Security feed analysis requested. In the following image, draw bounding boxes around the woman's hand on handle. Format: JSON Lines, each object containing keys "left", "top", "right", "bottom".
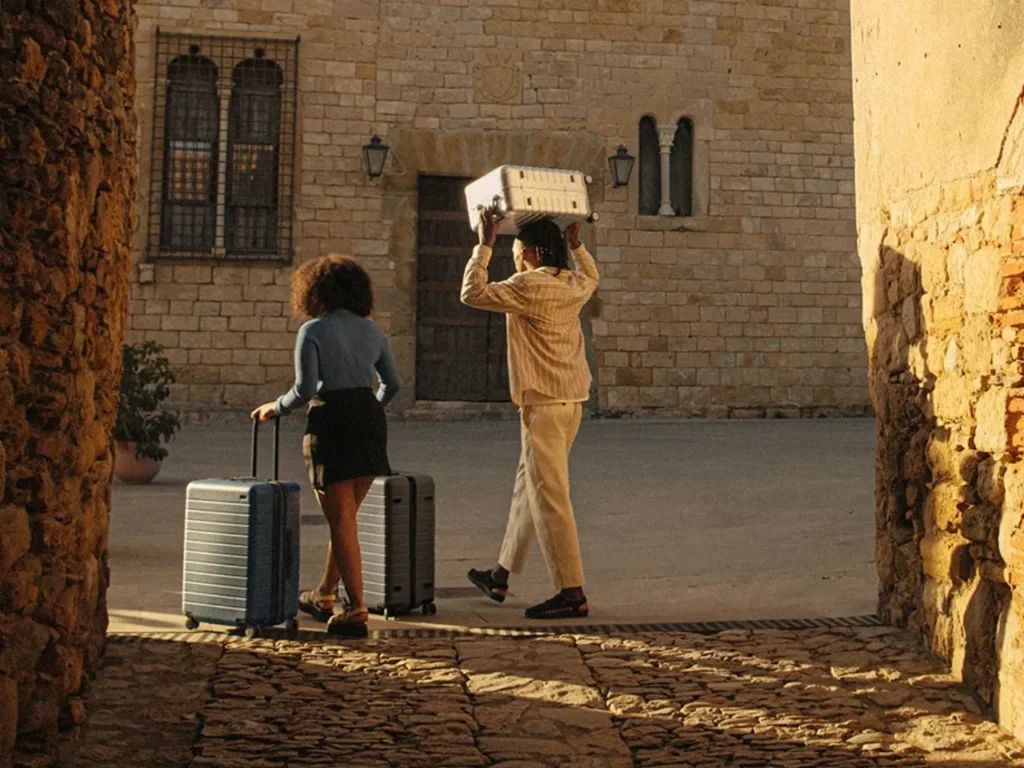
{"left": 251, "top": 402, "right": 278, "bottom": 422}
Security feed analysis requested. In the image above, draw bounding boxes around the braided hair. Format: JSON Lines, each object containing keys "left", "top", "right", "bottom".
{"left": 517, "top": 219, "right": 571, "bottom": 274}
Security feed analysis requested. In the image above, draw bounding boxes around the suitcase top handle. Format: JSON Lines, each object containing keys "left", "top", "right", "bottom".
{"left": 250, "top": 416, "right": 281, "bottom": 481}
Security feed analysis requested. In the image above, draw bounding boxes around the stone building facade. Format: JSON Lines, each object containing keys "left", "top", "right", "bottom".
{"left": 127, "top": 0, "right": 867, "bottom": 419}
{"left": 852, "top": 0, "right": 1024, "bottom": 741}
{"left": 1, "top": 2, "right": 137, "bottom": 764}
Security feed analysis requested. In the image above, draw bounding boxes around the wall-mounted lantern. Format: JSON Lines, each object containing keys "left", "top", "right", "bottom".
{"left": 363, "top": 135, "right": 389, "bottom": 179}
{"left": 608, "top": 145, "right": 635, "bottom": 188}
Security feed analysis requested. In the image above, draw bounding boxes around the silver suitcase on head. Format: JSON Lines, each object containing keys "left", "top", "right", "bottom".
{"left": 465, "top": 165, "right": 597, "bottom": 236}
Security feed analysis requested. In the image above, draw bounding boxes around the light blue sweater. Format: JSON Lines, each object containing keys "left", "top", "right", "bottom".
{"left": 274, "top": 309, "right": 401, "bottom": 416}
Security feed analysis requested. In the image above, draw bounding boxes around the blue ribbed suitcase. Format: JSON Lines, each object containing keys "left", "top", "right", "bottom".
{"left": 182, "top": 418, "right": 300, "bottom": 637}
{"left": 359, "top": 473, "right": 436, "bottom": 619}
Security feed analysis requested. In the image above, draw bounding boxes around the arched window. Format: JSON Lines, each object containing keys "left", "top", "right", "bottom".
{"left": 226, "top": 52, "right": 283, "bottom": 254}
{"left": 160, "top": 48, "right": 219, "bottom": 252}
{"left": 670, "top": 118, "right": 694, "bottom": 217}
{"left": 638, "top": 116, "right": 661, "bottom": 216}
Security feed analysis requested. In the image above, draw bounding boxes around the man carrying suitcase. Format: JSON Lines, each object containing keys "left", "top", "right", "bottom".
{"left": 460, "top": 210, "right": 598, "bottom": 619}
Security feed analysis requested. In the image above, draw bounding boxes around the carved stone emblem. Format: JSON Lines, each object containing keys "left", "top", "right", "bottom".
{"left": 474, "top": 49, "right": 523, "bottom": 105}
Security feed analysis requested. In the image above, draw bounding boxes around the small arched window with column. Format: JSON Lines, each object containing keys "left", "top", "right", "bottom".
{"left": 637, "top": 115, "right": 695, "bottom": 217}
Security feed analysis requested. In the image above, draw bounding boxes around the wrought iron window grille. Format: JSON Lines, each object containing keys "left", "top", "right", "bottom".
{"left": 147, "top": 30, "right": 299, "bottom": 262}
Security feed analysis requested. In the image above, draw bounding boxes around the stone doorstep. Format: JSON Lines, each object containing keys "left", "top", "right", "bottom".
{"left": 170, "top": 402, "right": 875, "bottom": 426}
{"left": 170, "top": 402, "right": 523, "bottom": 425}
{"left": 398, "top": 401, "right": 521, "bottom": 422}
{"left": 593, "top": 403, "right": 875, "bottom": 420}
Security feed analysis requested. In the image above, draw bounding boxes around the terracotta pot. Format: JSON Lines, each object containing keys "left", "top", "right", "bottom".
{"left": 114, "top": 441, "right": 163, "bottom": 484}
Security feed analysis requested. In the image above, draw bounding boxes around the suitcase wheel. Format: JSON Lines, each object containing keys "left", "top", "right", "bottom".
{"left": 244, "top": 624, "right": 261, "bottom": 639}
{"left": 285, "top": 618, "right": 299, "bottom": 638}
{"left": 422, "top": 602, "right": 437, "bottom": 617}
{"left": 185, "top": 615, "right": 199, "bottom": 631}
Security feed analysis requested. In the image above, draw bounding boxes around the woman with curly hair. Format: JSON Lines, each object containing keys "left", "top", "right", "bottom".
{"left": 252, "top": 255, "right": 400, "bottom": 637}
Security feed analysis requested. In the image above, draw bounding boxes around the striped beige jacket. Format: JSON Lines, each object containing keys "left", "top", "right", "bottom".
{"left": 460, "top": 244, "right": 599, "bottom": 406}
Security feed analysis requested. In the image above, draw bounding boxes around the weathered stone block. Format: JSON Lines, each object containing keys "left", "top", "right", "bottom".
{"left": 923, "top": 483, "right": 965, "bottom": 535}
{"left": 0, "top": 616, "right": 53, "bottom": 679}
{"left": 975, "top": 387, "right": 1009, "bottom": 454}
{"left": 931, "top": 376, "right": 973, "bottom": 423}
{"left": 965, "top": 246, "right": 1004, "bottom": 315}
{"left": 0, "top": 506, "right": 31, "bottom": 570}
{"left": 0, "top": 676, "right": 15, "bottom": 757}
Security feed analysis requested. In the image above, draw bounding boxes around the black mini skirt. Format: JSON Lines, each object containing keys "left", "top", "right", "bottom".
{"left": 302, "top": 388, "right": 391, "bottom": 491}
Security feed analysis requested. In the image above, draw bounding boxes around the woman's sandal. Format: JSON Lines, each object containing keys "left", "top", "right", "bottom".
{"left": 298, "top": 590, "right": 335, "bottom": 623}
{"left": 326, "top": 601, "right": 369, "bottom": 638}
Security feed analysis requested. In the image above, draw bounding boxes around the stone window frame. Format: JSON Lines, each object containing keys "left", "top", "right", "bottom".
{"left": 633, "top": 107, "right": 711, "bottom": 228}
{"left": 145, "top": 30, "right": 300, "bottom": 264}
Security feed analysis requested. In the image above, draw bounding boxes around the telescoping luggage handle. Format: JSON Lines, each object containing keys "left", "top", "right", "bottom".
{"left": 250, "top": 416, "right": 281, "bottom": 481}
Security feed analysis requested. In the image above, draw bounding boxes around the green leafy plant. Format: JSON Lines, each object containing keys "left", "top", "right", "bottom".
{"left": 115, "top": 342, "right": 180, "bottom": 461}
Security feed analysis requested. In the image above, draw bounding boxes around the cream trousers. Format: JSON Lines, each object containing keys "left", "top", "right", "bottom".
{"left": 498, "top": 402, "right": 585, "bottom": 590}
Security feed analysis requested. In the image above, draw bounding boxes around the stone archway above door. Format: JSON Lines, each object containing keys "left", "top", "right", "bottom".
{"left": 384, "top": 129, "right": 609, "bottom": 198}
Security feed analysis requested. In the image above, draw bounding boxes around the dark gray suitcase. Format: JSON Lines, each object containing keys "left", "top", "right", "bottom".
{"left": 359, "top": 473, "right": 436, "bottom": 618}
{"left": 182, "top": 417, "right": 300, "bottom": 637}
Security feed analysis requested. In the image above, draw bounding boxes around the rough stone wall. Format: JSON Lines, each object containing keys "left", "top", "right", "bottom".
{"left": 866, "top": 173, "right": 1024, "bottom": 738}
{"left": 853, "top": 0, "right": 1024, "bottom": 740}
{"left": 128, "top": 0, "right": 867, "bottom": 419}
{"left": 0, "top": 1, "right": 136, "bottom": 764}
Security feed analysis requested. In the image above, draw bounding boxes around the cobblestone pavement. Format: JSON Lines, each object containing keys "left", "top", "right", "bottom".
{"left": 65, "top": 627, "right": 1024, "bottom": 768}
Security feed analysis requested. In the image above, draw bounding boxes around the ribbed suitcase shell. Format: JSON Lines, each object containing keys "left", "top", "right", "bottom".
{"left": 359, "top": 473, "right": 435, "bottom": 616}
{"left": 182, "top": 419, "right": 300, "bottom": 633}
{"left": 465, "top": 165, "right": 594, "bottom": 236}
{"left": 183, "top": 478, "right": 300, "bottom": 629}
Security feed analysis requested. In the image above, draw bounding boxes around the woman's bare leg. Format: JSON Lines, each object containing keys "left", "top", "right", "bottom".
{"left": 315, "top": 477, "right": 375, "bottom": 608}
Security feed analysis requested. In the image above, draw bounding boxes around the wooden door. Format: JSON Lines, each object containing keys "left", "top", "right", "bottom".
{"left": 416, "top": 176, "right": 514, "bottom": 402}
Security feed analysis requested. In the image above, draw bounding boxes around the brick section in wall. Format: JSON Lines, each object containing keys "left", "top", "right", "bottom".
{"left": 126, "top": 265, "right": 301, "bottom": 406}
{"left": 1000, "top": 246, "right": 1024, "bottom": 453}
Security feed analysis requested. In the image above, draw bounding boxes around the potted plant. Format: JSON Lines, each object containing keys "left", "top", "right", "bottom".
{"left": 113, "top": 341, "right": 181, "bottom": 484}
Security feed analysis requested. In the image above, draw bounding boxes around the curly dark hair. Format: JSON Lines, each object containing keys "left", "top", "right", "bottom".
{"left": 290, "top": 254, "right": 374, "bottom": 318}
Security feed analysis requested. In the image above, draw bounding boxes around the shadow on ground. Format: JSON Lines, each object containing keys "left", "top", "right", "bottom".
{"left": 62, "top": 626, "right": 1024, "bottom": 768}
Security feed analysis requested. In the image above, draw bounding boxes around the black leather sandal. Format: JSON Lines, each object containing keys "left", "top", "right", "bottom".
{"left": 467, "top": 568, "right": 509, "bottom": 603}
{"left": 525, "top": 592, "right": 589, "bottom": 620}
